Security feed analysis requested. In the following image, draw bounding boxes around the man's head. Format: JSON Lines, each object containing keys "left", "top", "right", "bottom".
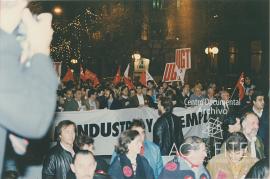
{"left": 179, "top": 136, "right": 207, "bottom": 166}
{"left": 104, "top": 88, "right": 114, "bottom": 99}
{"left": 225, "top": 132, "right": 248, "bottom": 163}
{"left": 70, "top": 150, "right": 97, "bottom": 179}
{"left": 162, "top": 82, "right": 168, "bottom": 89}
{"left": 220, "top": 90, "right": 230, "bottom": 101}
{"left": 65, "top": 89, "right": 73, "bottom": 99}
{"left": 129, "top": 119, "right": 146, "bottom": 142}
{"left": 121, "top": 86, "right": 129, "bottom": 97}
{"left": 207, "top": 87, "right": 215, "bottom": 98}
{"left": 115, "top": 130, "right": 142, "bottom": 155}
{"left": 158, "top": 96, "right": 173, "bottom": 115}
{"left": 88, "top": 89, "right": 97, "bottom": 100}
{"left": 142, "top": 86, "right": 148, "bottom": 96}
{"left": 182, "top": 84, "right": 190, "bottom": 95}
{"left": 147, "top": 80, "right": 154, "bottom": 89}
{"left": 252, "top": 91, "right": 265, "bottom": 111}
{"left": 56, "top": 120, "right": 76, "bottom": 146}
{"left": 193, "top": 86, "right": 202, "bottom": 97}
{"left": 76, "top": 135, "right": 94, "bottom": 152}
{"left": 241, "top": 112, "right": 259, "bottom": 139}
{"left": 75, "top": 90, "right": 82, "bottom": 101}
{"left": 136, "top": 84, "right": 143, "bottom": 95}
{"left": 130, "top": 89, "right": 136, "bottom": 97}
{"left": 245, "top": 76, "right": 251, "bottom": 85}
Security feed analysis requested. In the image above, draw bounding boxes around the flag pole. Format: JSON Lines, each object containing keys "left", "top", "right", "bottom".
{"left": 230, "top": 86, "right": 237, "bottom": 100}
{"left": 230, "top": 72, "right": 242, "bottom": 100}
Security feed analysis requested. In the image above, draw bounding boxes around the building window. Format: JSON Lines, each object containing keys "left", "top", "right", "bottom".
{"left": 153, "top": 0, "right": 164, "bottom": 9}
{"left": 250, "top": 40, "right": 262, "bottom": 73}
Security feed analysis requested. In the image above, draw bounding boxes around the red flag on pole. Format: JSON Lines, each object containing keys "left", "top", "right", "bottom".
{"left": 236, "top": 72, "right": 245, "bottom": 100}
{"left": 63, "top": 68, "right": 74, "bottom": 82}
{"left": 139, "top": 70, "right": 155, "bottom": 87}
{"left": 123, "top": 64, "right": 134, "bottom": 89}
{"left": 84, "top": 69, "right": 100, "bottom": 87}
{"left": 80, "top": 65, "right": 86, "bottom": 81}
{"left": 112, "top": 66, "right": 121, "bottom": 85}
{"left": 139, "top": 71, "right": 147, "bottom": 86}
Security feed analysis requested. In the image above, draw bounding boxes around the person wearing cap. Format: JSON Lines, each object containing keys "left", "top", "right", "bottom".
{"left": 159, "top": 136, "right": 210, "bottom": 179}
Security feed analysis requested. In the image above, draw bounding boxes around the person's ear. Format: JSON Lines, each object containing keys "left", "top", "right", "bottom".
{"left": 70, "top": 164, "right": 75, "bottom": 173}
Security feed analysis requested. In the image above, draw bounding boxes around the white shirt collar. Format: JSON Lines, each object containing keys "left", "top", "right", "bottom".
{"left": 252, "top": 106, "right": 263, "bottom": 118}
{"left": 60, "top": 142, "right": 75, "bottom": 157}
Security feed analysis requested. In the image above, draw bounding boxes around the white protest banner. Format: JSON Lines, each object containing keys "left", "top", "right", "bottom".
{"left": 53, "top": 105, "right": 210, "bottom": 155}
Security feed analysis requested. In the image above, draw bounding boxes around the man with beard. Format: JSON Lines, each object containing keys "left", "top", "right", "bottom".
{"left": 241, "top": 112, "right": 265, "bottom": 159}
{"left": 153, "top": 97, "right": 184, "bottom": 155}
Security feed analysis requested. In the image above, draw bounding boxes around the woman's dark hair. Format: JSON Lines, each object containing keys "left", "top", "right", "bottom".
{"left": 159, "top": 96, "right": 173, "bottom": 114}
{"left": 180, "top": 136, "right": 204, "bottom": 155}
{"left": 223, "top": 115, "right": 238, "bottom": 131}
{"left": 55, "top": 120, "right": 76, "bottom": 142}
{"left": 225, "top": 132, "right": 248, "bottom": 152}
{"left": 88, "top": 89, "right": 96, "bottom": 97}
{"left": 251, "top": 90, "right": 264, "bottom": 103}
{"left": 245, "top": 158, "right": 269, "bottom": 179}
{"left": 129, "top": 119, "right": 146, "bottom": 130}
{"left": 115, "top": 130, "right": 140, "bottom": 154}
{"left": 76, "top": 135, "right": 94, "bottom": 149}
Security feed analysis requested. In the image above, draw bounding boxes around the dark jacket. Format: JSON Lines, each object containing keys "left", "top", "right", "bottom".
{"left": 119, "top": 96, "right": 131, "bottom": 108}
{"left": 42, "top": 144, "right": 73, "bottom": 179}
{"left": 109, "top": 154, "right": 154, "bottom": 179}
{"left": 130, "top": 95, "right": 153, "bottom": 108}
{"left": 153, "top": 113, "right": 184, "bottom": 155}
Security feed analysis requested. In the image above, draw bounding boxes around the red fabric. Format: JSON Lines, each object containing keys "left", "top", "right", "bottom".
{"left": 63, "top": 68, "right": 74, "bottom": 82}
{"left": 84, "top": 69, "right": 100, "bottom": 87}
{"left": 112, "top": 66, "right": 121, "bottom": 85}
{"left": 139, "top": 71, "right": 147, "bottom": 86}
{"left": 124, "top": 77, "right": 135, "bottom": 90}
{"left": 80, "top": 65, "right": 86, "bottom": 81}
{"left": 217, "top": 170, "right": 227, "bottom": 179}
{"left": 236, "top": 72, "right": 245, "bottom": 101}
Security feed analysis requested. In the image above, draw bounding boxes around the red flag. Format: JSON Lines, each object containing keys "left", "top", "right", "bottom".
{"left": 139, "top": 71, "right": 147, "bottom": 86}
{"left": 80, "top": 65, "right": 86, "bottom": 81}
{"left": 124, "top": 77, "right": 135, "bottom": 90}
{"left": 123, "top": 64, "right": 134, "bottom": 89}
{"left": 140, "top": 70, "right": 155, "bottom": 87}
{"left": 112, "top": 66, "right": 121, "bottom": 85}
{"left": 84, "top": 69, "right": 100, "bottom": 87}
{"left": 62, "top": 68, "right": 74, "bottom": 82}
{"left": 236, "top": 72, "right": 245, "bottom": 100}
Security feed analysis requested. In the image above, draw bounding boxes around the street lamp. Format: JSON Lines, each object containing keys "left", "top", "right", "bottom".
{"left": 70, "top": 59, "right": 78, "bottom": 64}
{"left": 53, "top": 6, "right": 63, "bottom": 16}
{"left": 205, "top": 46, "right": 219, "bottom": 57}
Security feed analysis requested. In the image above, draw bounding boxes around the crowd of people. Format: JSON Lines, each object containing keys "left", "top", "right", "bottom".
{"left": 1, "top": 0, "right": 269, "bottom": 178}
{"left": 40, "top": 75, "right": 269, "bottom": 179}
{"left": 4, "top": 72, "right": 268, "bottom": 179}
